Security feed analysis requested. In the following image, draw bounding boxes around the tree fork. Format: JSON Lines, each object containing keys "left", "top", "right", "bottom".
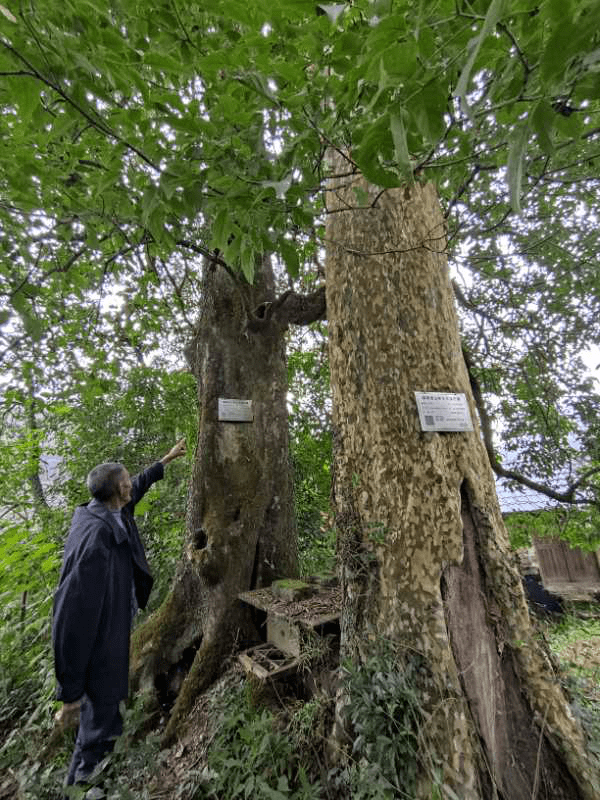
{"left": 325, "top": 156, "right": 598, "bottom": 798}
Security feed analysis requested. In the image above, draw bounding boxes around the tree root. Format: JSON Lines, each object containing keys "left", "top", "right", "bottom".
{"left": 162, "top": 632, "right": 232, "bottom": 746}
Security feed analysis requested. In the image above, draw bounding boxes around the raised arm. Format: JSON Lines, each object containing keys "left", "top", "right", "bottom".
{"left": 129, "top": 439, "right": 187, "bottom": 506}
{"left": 160, "top": 438, "right": 186, "bottom": 465}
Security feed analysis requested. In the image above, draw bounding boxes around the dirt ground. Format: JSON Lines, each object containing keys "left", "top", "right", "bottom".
{"left": 147, "top": 666, "right": 248, "bottom": 800}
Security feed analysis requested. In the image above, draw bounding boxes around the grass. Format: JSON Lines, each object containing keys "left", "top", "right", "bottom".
{"left": 543, "top": 606, "right": 600, "bottom": 763}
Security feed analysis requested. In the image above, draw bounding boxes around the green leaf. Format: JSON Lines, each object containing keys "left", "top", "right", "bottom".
{"left": 531, "top": 100, "right": 555, "bottom": 155}
{"left": 279, "top": 238, "right": 300, "bottom": 278}
{"left": 506, "top": 123, "right": 528, "bottom": 214}
{"left": 16, "top": 79, "right": 40, "bottom": 122}
{"left": 353, "top": 117, "right": 402, "bottom": 189}
{"left": 540, "top": 20, "right": 579, "bottom": 87}
{"left": 412, "top": 82, "right": 448, "bottom": 144}
{"left": 240, "top": 238, "right": 256, "bottom": 283}
{"left": 210, "top": 209, "right": 230, "bottom": 252}
{"left": 454, "top": 0, "right": 506, "bottom": 114}
{"left": 390, "top": 111, "right": 412, "bottom": 180}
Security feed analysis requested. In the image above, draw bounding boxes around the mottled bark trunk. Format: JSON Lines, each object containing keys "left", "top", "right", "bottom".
{"left": 131, "top": 257, "right": 296, "bottom": 741}
{"left": 325, "top": 162, "right": 597, "bottom": 799}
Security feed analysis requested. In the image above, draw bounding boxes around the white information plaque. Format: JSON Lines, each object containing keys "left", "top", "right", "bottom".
{"left": 414, "top": 391, "right": 473, "bottom": 432}
{"left": 218, "top": 398, "right": 254, "bottom": 423}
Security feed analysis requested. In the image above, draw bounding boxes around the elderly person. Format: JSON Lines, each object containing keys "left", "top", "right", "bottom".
{"left": 52, "top": 439, "right": 186, "bottom": 794}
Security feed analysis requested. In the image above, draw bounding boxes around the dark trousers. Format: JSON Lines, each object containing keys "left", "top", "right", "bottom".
{"left": 65, "top": 696, "right": 123, "bottom": 789}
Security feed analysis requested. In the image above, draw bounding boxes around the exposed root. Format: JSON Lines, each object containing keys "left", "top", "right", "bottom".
{"left": 130, "top": 565, "right": 205, "bottom": 699}
{"left": 162, "top": 633, "right": 232, "bottom": 746}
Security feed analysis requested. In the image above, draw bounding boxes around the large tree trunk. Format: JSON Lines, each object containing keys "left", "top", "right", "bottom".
{"left": 131, "top": 257, "right": 297, "bottom": 741}
{"left": 325, "top": 162, "right": 597, "bottom": 799}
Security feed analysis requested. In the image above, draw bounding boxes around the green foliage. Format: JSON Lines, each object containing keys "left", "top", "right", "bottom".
{"left": 546, "top": 613, "right": 600, "bottom": 763}
{"left": 287, "top": 332, "right": 334, "bottom": 576}
{"left": 505, "top": 507, "right": 600, "bottom": 551}
{"left": 190, "top": 683, "right": 323, "bottom": 799}
{"left": 335, "top": 647, "right": 429, "bottom": 800}
{"left": 548, "top": 613, "right": 600, "bottom": 654}
{"left": 1, "top": 0, "right": 600, "bottom": 511}
{"left": 0, "top": 364, "right": 195, "bottom": 771}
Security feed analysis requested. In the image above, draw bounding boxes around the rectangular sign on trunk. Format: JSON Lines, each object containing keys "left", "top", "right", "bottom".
{"left": 218, "top": 398, "right": 254, "bottom": 422}
{"left": 414, "top": 391, "right": 473, "bottom": 432}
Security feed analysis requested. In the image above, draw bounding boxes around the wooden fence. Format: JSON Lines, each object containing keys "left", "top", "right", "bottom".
{"left": 534, "top": 537, "right": 600, "bottom": 588}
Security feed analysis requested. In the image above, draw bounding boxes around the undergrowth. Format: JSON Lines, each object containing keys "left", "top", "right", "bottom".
{"left": 330, "top": 647, "right": 431, "bottom": 800}
{"left": 182, "top": 682, "right": 324, "bottom": 800}
{"left": 546, "top": 609, "right": 600, "bottom": 762}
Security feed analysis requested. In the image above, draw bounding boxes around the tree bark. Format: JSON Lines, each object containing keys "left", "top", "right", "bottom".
{"left": 131, "top": 257, "right": 297, "bottom": 742}
{"left": 325, "top": 160, "right": 598, "bottom": 799}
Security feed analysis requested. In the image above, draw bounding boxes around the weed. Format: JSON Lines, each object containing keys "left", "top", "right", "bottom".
{"left": 190, "top": 684, "right": 324, "bottom": 799}
{"left": 545, "top": 611, "right": 600, "bottom": 764}
{"left": 333, "top": 645, "right": 429, "bottom": 800}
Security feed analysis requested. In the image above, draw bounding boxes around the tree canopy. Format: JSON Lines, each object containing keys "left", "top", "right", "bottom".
{"left": 1, "top": 0, "right": 600, "bottom": 503}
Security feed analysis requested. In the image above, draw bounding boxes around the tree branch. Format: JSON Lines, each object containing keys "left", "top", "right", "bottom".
{"left": 248, "top": 285, "right": 327, "bottom": 330}
{"left": 463, "top": 347, "right": 599, "bottom": 507}
{"left": 0, "top": 40, "right": 159, "bottom": 171}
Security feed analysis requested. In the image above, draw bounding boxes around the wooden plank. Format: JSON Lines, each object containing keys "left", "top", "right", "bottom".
{"left": 238, "top": 652, "right": 270, "bottom": 679}
{"left": 534, "top": 538, "right": 600, "bottom": 587}
{"left": 237, "top": 643, "right": 301, "bottom": 680}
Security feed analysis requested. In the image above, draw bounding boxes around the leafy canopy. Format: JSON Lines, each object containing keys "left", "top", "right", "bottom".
{"left": 1, "top": 0, "right": 600, "bottom": 499}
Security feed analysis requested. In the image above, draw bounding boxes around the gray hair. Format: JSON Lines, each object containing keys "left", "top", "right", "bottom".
{"left": 86, "top": 462, "right": 126, "bottom": 501}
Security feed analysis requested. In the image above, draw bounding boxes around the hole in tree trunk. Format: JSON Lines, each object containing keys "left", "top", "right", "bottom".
{"left": 154, "top": 637, "right": 202, "bottom": 712}
{"left": 194, "top": 528, "right": 208, "bottom": 550}
{"left": 441, "top": 482, "right": 582, "bottom": 800}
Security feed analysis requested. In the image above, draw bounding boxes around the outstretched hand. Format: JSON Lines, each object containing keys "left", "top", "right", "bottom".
{"left": 161, "top": 438, "right": 187, "bottom": 465}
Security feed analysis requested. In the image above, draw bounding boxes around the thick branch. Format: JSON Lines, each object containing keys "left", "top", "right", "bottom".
{"left": 248, "top": 285, "right": 326, "bottom": 331}
{"left": 463, "top": 347, "right": 599, "bottom": 506}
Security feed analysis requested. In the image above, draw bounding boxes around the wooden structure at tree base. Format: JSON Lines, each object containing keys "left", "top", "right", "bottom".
{"left": 237, "top": 578, "right": 340, "bottom": 679}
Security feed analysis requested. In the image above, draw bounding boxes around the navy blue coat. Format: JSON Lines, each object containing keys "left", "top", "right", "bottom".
{"left": 52, "top": 462, "right": 164, "bottom": 703}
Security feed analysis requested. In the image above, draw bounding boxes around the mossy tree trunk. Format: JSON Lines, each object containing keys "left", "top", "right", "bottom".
{"left": 131, "top": 257, "right": 297, "bottom": 741}
{"left": 325, "top": 161, "right": 598, "bottom": 799}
